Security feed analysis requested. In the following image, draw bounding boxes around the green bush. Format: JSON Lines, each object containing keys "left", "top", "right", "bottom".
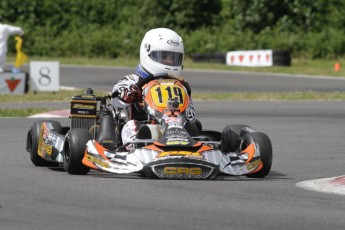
{"left": 1, "top": 0, "right": 345, "bottom": 59}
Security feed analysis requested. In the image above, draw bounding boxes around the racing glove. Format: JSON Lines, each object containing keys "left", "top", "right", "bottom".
{"left": 112, "top": 83, "right": 142, "bottom": 104}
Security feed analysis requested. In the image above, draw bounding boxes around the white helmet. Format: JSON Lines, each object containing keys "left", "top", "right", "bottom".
{"left": 140, "top": 28, "right": 184, "bottom": 77}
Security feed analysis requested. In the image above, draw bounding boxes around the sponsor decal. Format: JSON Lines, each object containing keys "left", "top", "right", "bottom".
{"left": 37, "top": 125, "right": 44, "bottom": 157}
{"left": 166, "top": 137, "right": 190, "bottom": 146}
{"left": 42, "top": 142, "right": 52, "bottom": 155}
{"left": 167, "top": 40, "right": 179, "bottom": 46}
{"left": 246, "top": 159, "right": 262, "bottom": 170}
{"left": 72, "top": 104, "right": 95, "bottom": 110}
{"left": 166, "top": 129, "right": 186, "bottom": 135}
{"left": 87, "top": 154, "right": 109, "bottom": 168}
{"left": 145, "top": 43, "right": 150, "bottom": 52}
{"left": 157, "top": 151, "right": 203, "bottom": 158}
{"left": 153, "top": 155, "right": 183, "bottom": 161}
{"left": 166, "top": 135, "right": 189, "bottom": 139}
{"left": 166, "top": 137, "right": 190, "bottom": 145}
{"left": 167, "top": 137, "right": 189, "bottom": 141}
{"left": 165, "top": 117, "right": 181, "bottom": 124}
{"left": 39, "top": 126, "right": 53, "bottom": 156}
{"left": 43, "top": 129, "right": 57, "bottom": 145}
{"left": 101, "top": 139, "right": 114, "bottom": 144}
{"left": 166, "top": 141, "right": 189, "bottom": 145}
{"left": 167, "top": 124, "right": 183, "bottom": 129}
{"left": 81, "top": 95, "right": 95, "bottom": 98}
{"left": 163, "top": 167, "right": 202, "bottom": 175}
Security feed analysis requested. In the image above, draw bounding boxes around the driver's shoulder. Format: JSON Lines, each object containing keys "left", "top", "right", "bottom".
{"left": 121, "top": 74, "right": 141, "bottom": 83}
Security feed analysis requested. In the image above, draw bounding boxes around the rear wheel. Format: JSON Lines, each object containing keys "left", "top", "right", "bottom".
{"left": 221, "top": 124, "right": 252, "bottom": 152}
{"left": 246, "top": 132, "right": 272, "bottom": 178}
{"left": 28, "top": 120, "right": 62, "bottom": 166}
{"left": 63, "top": 128, "right": 91, "bottom": 175}
{"left": 185, "top": 119, "right": 200, "bottom": 136}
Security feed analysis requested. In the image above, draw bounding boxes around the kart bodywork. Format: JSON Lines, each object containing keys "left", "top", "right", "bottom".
{"left": 26, "top": 76, "right": 272, "bottom": 179}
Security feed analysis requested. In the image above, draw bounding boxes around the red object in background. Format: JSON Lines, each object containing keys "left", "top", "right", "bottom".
{"left": 334, "top": 62, "right": 341, "bottom": 71}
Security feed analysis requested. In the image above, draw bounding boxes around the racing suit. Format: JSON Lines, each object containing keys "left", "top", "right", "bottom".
{"left": 0, "top": 23, "right": 24, "bottom": 71}
{"left": 111, "top": 64, "right": 196, "bottom": 149}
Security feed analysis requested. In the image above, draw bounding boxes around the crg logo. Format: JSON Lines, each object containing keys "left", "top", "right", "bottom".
{"left": 167, "top": 40, "right": 179, "bottom": 46}
{"left": 87, "top": 154, "right": 109, "bottom": 168}
{"left": 163, "top": 167, "right": 202, "bottom": 175}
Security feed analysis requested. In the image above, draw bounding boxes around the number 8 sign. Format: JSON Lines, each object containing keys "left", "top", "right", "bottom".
{"left": 30, "top": 61, "right": 60, "bottom": 92}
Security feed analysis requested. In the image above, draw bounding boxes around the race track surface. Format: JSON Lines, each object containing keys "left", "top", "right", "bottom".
{"left": 1, "top": 100, "right": 345, "bottom": 230}
{"left": 58, "top": 65, "right": 345, "bottom": 92}
{"left": 1, "top": 66, "right": 345, "bottom": 230}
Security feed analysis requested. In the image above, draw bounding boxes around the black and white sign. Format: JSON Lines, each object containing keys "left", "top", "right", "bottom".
{"left": 226, "top": 50, "right": 273, "bottom": 67}
{"left": 30, "top": 61, "right": 60, "bottom": 91}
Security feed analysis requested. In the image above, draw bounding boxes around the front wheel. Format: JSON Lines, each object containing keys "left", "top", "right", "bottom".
{"left": 246, "top": 132, "right": 272, "bottom": 178}
{"left": 63, "top": 129, "right": 91, "bottom": 175}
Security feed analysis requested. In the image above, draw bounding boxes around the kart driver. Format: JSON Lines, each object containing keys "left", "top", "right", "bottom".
{"left": 111, "top": 28, "right": 198, "bottom": 149}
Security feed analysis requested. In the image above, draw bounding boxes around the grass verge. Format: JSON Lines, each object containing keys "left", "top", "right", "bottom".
{"left": 0, "top": 108, "right": 50, "bottom": 117}
{"left": 0, "top": 89, "right": 108, "bottom": 103}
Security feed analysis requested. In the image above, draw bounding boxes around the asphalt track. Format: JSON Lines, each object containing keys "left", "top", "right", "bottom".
{"left": 1, "top": 66, "right": 345, "bottom": 230}
{"left": 59, "top": 65, "right": 345, "bottom": 92}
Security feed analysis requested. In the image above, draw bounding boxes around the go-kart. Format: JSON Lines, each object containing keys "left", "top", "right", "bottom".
{"left": 26, "top": 75, "right": 272, "bottom": 179}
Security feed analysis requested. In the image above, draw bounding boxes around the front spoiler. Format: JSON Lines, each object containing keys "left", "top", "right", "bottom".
{"left": 82, "top": 140, "right": 263, "bottom": 179}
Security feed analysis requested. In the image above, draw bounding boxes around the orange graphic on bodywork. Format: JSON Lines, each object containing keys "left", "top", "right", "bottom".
{"left": 242, "top": 143, "right": 255, "bottom": 164}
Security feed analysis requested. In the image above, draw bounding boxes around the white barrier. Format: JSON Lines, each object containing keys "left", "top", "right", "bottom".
{"left": 0, "top": 72, "right": 27, "bottom": 95}
{"left": 30, "top": 61, "right": 60, "bottom": 92}
{"left": 226, "top": 50, "right": 273, "bottom": 67}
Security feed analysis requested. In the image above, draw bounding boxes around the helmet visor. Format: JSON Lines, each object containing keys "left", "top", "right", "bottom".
{"left": 149, "top": 51, "right": 183, "bottom": 66}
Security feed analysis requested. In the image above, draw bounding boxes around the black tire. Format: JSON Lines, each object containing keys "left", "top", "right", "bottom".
{"left": 195, "top": 118, "right": 202, "bottom": 133}
{"left": 246, "top": 132, "right": 273, "bottom": 178}
{"left": 185, "top": 119, "right": 200, "bottom": 136}
{"left": 191, "top": 52, "right": 226, "bottom": 63}
{"left": 221, "top": 124, "right": 252, "bottom": 152}
{"left": 29, "top": 120, "right": 62, "bottom": 166}
{"left": 272, "top": 50, "right": 291, "bottom": 66}
{"left": 63, "top": 128, "right": 91, "bottom": 175}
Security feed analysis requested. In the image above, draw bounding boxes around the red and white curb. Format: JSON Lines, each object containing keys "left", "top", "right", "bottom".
{"left": 296, "top": 176, "right": 345, "bottom": 195}
{"left": 29, "top": 110, "right": 69, "bottom": 118}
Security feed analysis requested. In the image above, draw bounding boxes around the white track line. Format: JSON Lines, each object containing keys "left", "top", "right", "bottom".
{"left": 29, "top": 109, "right": 69, "bottom": 118}
{"left": 296, "top": 176, "right": 345, "bottom": 196}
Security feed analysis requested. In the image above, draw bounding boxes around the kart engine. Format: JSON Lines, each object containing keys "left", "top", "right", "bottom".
{"left": 70, "top": 93, "right": 97, "bottom": 134}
